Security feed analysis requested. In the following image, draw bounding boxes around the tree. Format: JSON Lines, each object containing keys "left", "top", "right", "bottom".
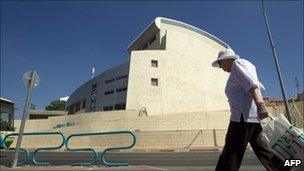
{"left": 45, "top": 100, "right": 66, "bottom": 111}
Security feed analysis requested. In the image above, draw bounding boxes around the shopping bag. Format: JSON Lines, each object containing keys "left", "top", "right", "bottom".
{"left": 261, "top": 113, "right": 304, "bottom": 161}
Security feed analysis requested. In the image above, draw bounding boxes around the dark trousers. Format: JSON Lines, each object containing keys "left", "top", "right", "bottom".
{"left": 215, "top": 115, "right": 290, "bottom": 171}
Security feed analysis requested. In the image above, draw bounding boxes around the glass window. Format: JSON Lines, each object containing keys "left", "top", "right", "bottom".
{"left": 151, "top": 60, "right": 158, "bottom": 67}
{"left": 105, "top": 78, "right": 115, "bottom": 84}
{"left": 151, "top": 78, "right": 158, "bottom": 86}
{"left": 90, "top": 97, "right": 96, "bottom": 111}
{"left": 75, "top": 102, "right": 80, "bottom": 112}
{"left": 103, "top": 106, "right": 113, "bottom": 111}
{"left": 116, "top": 75, "right": 128, "bottom": 80}
{"left": 104, "top": 90, "right": 114, "bottom": 95}
{"left": 67, "top": 107, "right": 73, "bottom": 115}
{"left": 114, "top": 103, "right": 126, "bottom": 110}
{"left": 91, "top": 84, "right": 97, "bottom": 95}
{"left": 81, "top": 99, "right": 86, "bottom": 109}
{"left": 116, "top": 87, "right": 127, "bottom": 92}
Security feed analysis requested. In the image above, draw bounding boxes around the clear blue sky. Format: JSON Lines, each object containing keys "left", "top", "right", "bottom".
{"left": 1, "top": 1, "right": 303, "bottom": 119}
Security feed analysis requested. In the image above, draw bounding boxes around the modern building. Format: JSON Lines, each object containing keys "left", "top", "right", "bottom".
{"left": 67, "top": 17, "right": 231, "bottom": 115}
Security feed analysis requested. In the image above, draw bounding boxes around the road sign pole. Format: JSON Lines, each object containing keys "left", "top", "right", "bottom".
{"left": 12, "top": 71, "right": 37, "bottom": 168}
{"left": 262, "top": 1, "right": 292, "bottom": 123}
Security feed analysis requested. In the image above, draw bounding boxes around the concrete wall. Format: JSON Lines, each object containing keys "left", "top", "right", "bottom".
{"left": 14, "top": 110, "right": 230, "bottom": 132}
{"left": 11, "top": 129, "right": 227, "bottom": 151}
{"left": 11, "top": 110, "right": 230, "bottom": 150}
{"left": 10, "top": 100, "right": 303, "bottom": 150}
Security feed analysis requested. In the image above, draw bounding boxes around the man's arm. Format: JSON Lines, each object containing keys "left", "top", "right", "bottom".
{"left": 249, "top": 86, "right": 269, "bottom": 119}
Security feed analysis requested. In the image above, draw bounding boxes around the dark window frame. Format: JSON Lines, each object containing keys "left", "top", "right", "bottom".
{"left": 116, "top": 75, "right": 128, "bottom": 80}
{"left": 104, "top": 90, "right": 114, "bottom": 95}
{"left": 151, "top": 78, "right": 158, "bottom": 86}
{"left": 90, "top": 97, "right": 96, "bottom": 111}
{"left": 151, "top": 60, "right": 158, "bottom": 67}
{"left": 91, "top": 84, "right": 97, "bottom": 95}
{"left": 105, "top": 78, "right": 115, "bottom": 84}
{"left": 103, "top": 105, "right": 114, "bottom": 111}
{"left": 114, "top": 103, "right": 126, "bottom": 110}
{"left": 116, "top": 87, "right": 127, "bottom": 92}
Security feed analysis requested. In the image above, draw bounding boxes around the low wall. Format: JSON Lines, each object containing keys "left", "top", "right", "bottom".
{"left": 11, "top": 101, "right": 302, "bottom": 151}
{"left": 14, "top": 110, "right": 231, "bottom": 132}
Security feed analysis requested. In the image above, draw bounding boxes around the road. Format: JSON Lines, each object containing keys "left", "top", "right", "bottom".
{"left": 0, "top": 149, "right": 265, "bottom": 171}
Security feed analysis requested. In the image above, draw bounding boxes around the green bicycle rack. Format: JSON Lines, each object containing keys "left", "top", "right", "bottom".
{"left": 2, "top": 134, "right": 30, "bottom": 166}
{"left": 65, "top": 130, "right": 136, "bottom": 167}
{"left": 2, "top": 132, "right": 65, "bottom": 166}
{"left": 65, "top": 133, "right": 98, "bottom": 166}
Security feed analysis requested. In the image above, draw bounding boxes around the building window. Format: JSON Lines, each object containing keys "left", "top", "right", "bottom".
{"left": 75, "top": 102, "right": 80, "bottom": 112}
{"left": 114, "top": 103, "right": 126, "bottom": 110}
{"left": 116, "top": 75, "right": 128, "bottom": 80}
{"left": 81, "top": 99, "right": 86, "bottom": 109}
{"left": 90, "top": 97, "right": 96, "bottom": 111}
{"left": 116, "top": 87, "right": 127, "bottom": 92}
{"left": 105, "top": 78, "right": 115, "bottom": 84}
{"left": 73, "top": 104, "right": 77, "bottom": 113}
{"left": 67, "top": 107, "right": 73, "bottom": 115}
{"left": 104, "top": 90, "right": 114, "bottom": 95}
{"left": 91, "top": 84, "right": 97, "bottom": 95}
{"left": 151, "top": 78, "right": 158, "bottom": 86}
{"left": 149, "top": 36, "right": 156, "bottom": 45}
{"left": 103, "top": 106, "right": 113, "bottom": 111}
{"left": 151, "top": 60, "right": 158, "bottom": 67}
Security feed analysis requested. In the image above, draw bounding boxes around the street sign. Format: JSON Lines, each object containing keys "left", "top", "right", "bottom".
{"left": 23, "top": 71, "right": 39, "bottom": 87}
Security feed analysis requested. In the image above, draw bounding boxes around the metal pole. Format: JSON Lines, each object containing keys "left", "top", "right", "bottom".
{"left": 12, "top": 71, "right": 36, "bottom": 168}
{"left": 261, "top": 1, "right": 292, "bottom": 123}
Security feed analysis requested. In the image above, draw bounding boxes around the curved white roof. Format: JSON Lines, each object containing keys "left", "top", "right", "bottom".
{"left": 127, "top": 17, "right": 230, "bottom": 53}
{"left": 156, "top": 17, "right": 230, "bottom": 48}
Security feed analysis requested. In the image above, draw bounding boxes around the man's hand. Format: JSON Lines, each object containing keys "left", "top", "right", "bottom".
{"left": 257, "top": 102, "right": 269, "bottom": 119}
{"left": 249, "top": 87, "right": 269, "bottom": 119}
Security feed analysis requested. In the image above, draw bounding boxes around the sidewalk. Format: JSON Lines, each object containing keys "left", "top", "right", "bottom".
{"left": 0, "top": 165, "right": 166, "bottom": 171}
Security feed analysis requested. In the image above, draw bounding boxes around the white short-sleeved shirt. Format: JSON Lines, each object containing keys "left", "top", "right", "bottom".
{"left": 225, "top": 59, "right": 265, "bottom": 123}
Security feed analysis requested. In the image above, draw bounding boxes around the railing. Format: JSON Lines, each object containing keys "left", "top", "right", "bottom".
{"left": 1, "top": 132, "right": 65, "bottom": 166}
{"left": 1, "top": 130, "right": 136, "bottom": 167}
{"left": 1, "top": 135, "right": 30, "bottom": 166}
{"left": 100, "top": 131, "right": 136, "bottom": 167}
{"left": 65, "top": 131, "right": 136, "bottom": 167}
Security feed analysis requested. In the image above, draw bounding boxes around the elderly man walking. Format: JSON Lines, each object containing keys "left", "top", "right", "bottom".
{"left": 212, "top": 48, "right": 289, "bottom": 171}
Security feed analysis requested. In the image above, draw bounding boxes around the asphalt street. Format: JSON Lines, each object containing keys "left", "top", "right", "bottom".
{"left": 0, "top": 150, "right": 265, "bottom": 171}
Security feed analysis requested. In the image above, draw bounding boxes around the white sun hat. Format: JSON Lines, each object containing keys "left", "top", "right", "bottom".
{"left": 212, "top": 48, "right": 239, "bottom": 67}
